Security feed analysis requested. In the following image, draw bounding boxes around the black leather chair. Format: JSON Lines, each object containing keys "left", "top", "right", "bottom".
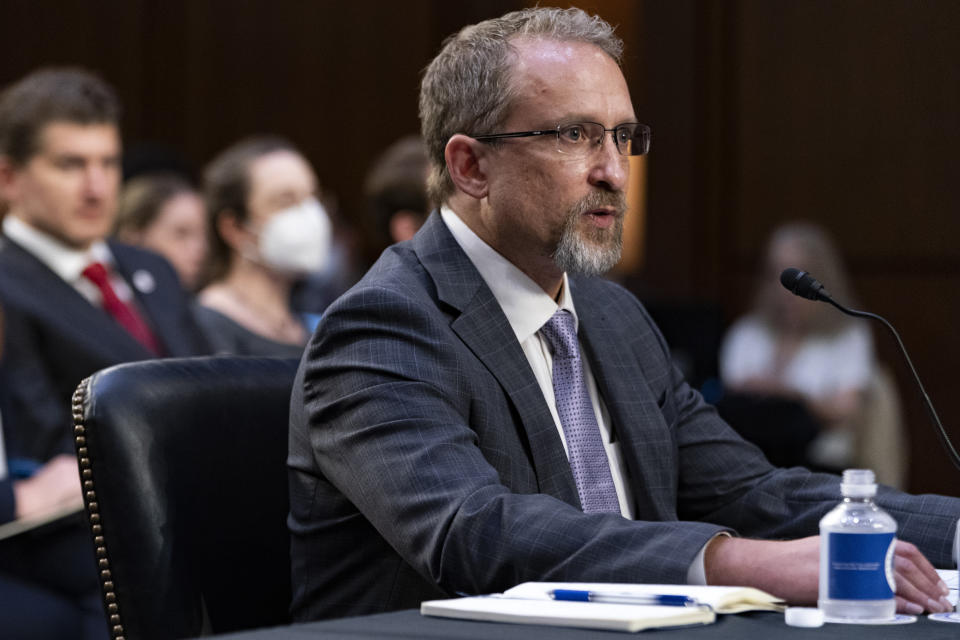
{"left": 71, "top": 356, "right": 300, "bottom": 640}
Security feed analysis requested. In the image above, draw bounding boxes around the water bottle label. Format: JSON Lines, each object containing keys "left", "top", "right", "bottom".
{"left": 827, "top": 532, "right": 896, "bottom": 600}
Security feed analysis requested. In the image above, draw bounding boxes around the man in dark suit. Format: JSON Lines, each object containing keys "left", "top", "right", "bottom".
{"left": 288, "top": 7, "right": 959, "bottom": 621}
{"left": 0, "top": 67, "right": 210, "bottom": 461}
{"left": 0, "top": 67, "right": 209, "bottom": 639}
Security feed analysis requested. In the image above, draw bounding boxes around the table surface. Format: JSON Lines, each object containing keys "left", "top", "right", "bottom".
{"left": 205, "top": 608, "right": 960, "bottom": 640}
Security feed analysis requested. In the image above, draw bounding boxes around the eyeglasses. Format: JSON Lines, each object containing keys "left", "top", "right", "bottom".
{"left": 472, "top": 122, "right": 651, "bottom": 157}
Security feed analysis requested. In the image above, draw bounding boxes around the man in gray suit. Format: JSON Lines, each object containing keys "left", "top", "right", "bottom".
{"left": 288, "top": 7, "right": 959, "bottom": 621}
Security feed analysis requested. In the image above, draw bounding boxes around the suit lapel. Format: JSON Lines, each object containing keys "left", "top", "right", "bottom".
{"left": 109, "top": 242, "right": 177, "bottom": 355}
{"left": 0, "top": 240, "right": 153, "bottom": 362}
{"left": 451, "top": 296, "right": 581, "bottom": 508}
{"left": 572, "top": 279, "right": 677, "bottom": 520}
{"left": 414, "top": 214, "right": 581, "bottom": 507}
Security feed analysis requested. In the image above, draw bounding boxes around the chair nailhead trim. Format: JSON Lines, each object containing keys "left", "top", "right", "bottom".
{"left": 74, "top": 377, "right": 125, "bottom": 640}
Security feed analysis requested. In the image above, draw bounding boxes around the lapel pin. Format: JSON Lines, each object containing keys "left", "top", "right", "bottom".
{"left": 132, "top": 269, "right": 156, "bottom": 294}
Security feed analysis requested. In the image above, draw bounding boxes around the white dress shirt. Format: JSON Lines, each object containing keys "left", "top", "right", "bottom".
{"left": 440, "top": 206, "right": 714, "bottom": 584}
{"left": 440, "top": 207, "right": 637, "bottom": 518}
{"left": 720, "top": 314, "right": 873, "bottom": 401}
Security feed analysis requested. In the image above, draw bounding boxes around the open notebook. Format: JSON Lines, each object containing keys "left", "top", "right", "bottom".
{"left": 421, "top": 582, "right": 783, "bottom": 632}
{"left": 938, "top": 569, "right": 958, "bottom": 607}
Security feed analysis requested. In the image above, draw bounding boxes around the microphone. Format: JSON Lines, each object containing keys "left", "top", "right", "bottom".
{"left": 779, "top": 268, "right": 960, "bottom": 472}
{"left": 779, "top": 267, "right": 831, "bottom": 301}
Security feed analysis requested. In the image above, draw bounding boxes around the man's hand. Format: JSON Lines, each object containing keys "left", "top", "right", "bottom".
{"left": 12, "top": 454, "right": 83, "bottom": 520}
{"left": 704, "top": 535, "right": 953, "bottom": 614}
{"left": 891, "top": 540, "right": 953, "bottom": 614}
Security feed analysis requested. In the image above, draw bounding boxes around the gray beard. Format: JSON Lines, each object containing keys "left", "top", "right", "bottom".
{"left": 552, "top": 213, "right": 624, "bottom": 276}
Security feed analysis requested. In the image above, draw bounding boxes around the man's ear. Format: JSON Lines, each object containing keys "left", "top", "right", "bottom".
{"left": 445, "top": 134, "right": 489, "bottom": 200}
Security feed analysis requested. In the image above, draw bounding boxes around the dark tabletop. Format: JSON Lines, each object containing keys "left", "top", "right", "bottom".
{"left": 204, "top": 608, "right": 960, "bottom": 640}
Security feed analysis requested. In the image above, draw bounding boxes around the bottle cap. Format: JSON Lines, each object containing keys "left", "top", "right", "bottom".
{"left": 785, "top": 607, "right": 825, "bottom": 627}
{"left": 841, "top": 468, "right": 877, "bottom": 497}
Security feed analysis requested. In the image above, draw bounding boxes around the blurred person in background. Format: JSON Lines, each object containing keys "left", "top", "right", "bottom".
{"left": 289, "top": 194, "right": 361, "bottom": 318}
{"left": 720, "top": 221, "right": 906, "bottom": 486}
{"left": 114, "top": 172, "right": 207, "bottom": 291}
{"left": 0, "top": 301, "right": 98, "bottom": 639}
{"left": 0, "top": 68, "right": 210, "bottom": 639}
{"left": 363, "top": 134, "right": 429, "bottom": 255}
{"left": 0, "top": 66, "right": 210, "bottom": 464}
{"left": 290, "top": 137, "right": 427, "bottom": 317}
{"left": 195, "top": 136, "right": 331, "bottom": 357}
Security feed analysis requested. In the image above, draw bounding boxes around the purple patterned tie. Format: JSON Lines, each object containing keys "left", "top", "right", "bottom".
{"left": 540, "top": 310, "right": 620, "bottom": 513}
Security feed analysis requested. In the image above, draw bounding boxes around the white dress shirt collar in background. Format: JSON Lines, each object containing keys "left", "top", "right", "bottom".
{"left": 3, "top": 214, "right": 112, "bottom": 283}
{"left": 3, "top": 214, "right": 130, "bottom": 305}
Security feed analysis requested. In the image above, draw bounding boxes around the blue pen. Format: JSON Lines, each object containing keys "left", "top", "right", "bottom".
{"left": 550, "top": 589, "right": 699, "bottom": 607}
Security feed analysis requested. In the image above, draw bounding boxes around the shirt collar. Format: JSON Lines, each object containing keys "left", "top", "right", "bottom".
{"left": 440, "top": 205, "right": 578, "bottom": 343}
{"left": 3, "top": 214, "right": 113, "bottom": 283}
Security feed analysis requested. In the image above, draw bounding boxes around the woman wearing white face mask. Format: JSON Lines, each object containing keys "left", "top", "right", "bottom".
{"left": 194, "top": 137, "right": 331, "bottom": 356}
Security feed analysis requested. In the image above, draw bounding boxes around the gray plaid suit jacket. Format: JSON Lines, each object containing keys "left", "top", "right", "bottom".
{"left": 288, "top": 212, "right": 959, "bottom": 621}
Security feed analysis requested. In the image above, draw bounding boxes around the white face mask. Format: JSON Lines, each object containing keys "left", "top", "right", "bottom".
{"left": 255, "top": 197, "right": 332, "bottom": 275}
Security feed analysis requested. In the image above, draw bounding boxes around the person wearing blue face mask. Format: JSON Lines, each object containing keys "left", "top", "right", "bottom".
{"left": 194, "top": 136, "right": 332, "bottom": 357}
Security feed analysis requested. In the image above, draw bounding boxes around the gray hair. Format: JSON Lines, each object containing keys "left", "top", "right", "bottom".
{"left": 419, "top": 7, "right": 623, "bottom": 206}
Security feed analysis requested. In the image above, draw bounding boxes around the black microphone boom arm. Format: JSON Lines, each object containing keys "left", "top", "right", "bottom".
{"left": 779, "top": 268, "right": 960, "bottom": 473}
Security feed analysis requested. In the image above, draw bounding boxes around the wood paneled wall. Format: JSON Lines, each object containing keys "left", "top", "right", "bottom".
{"left": 0, "top": 0, "right": 523, "bottom": 263}
{"left": 639, "top": 0, "right": 960, "bottom": 494}
{"left": 2, "top": 0, "right": 959, "bottom": 492}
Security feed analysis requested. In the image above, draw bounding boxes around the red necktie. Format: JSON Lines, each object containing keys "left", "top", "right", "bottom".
{"left": 81, "top": 262, "right": 162, "bottom": 355}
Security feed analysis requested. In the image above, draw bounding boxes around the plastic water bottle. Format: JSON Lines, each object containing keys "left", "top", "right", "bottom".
{"left": 818, "top": 469, "right": 897, "bottom": 620}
